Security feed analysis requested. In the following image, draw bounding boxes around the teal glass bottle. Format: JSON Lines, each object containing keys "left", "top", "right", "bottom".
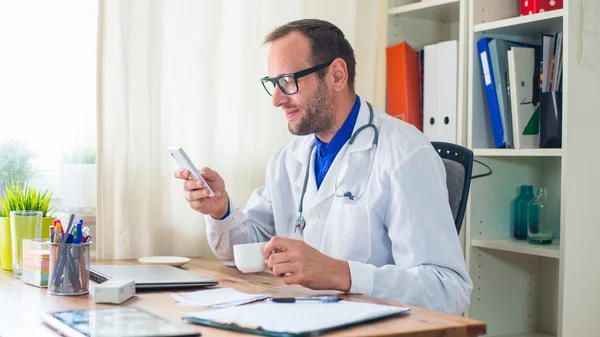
{"left": 512, "top": 185, "right": 534, "bottom": 240}
{"left": 527, "top": 187, "right": 553, "bottom": 244}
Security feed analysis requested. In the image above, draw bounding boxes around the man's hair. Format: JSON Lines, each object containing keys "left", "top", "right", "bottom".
{"left": 264, "top": 19, "right": 356, "bottom": 92}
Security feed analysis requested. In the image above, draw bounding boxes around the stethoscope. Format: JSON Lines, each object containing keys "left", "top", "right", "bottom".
{"left": 294, "top": 101, "right": 379, "bottom": 234}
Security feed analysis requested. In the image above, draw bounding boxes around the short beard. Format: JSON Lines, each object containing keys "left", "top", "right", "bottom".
{"left": 287, "top": 79, "right": 335, "bottom": 136}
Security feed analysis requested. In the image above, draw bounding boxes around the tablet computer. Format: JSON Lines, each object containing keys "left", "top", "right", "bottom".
{"left": 41, "top": 307, "right": 200, "bottom": 337}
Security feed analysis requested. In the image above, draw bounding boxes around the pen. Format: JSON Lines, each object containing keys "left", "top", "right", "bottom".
{"left": 268, "top": 296, "right": 342, "bottom": 303}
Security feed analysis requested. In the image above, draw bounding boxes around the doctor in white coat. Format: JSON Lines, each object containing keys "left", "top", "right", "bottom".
{"left": 175, "top": 19, "right": 472, "bottom": 315}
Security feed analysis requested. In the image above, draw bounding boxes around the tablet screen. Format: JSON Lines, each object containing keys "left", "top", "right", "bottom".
{"left": 45, "top": 307, "right": 200, "bottom": 337}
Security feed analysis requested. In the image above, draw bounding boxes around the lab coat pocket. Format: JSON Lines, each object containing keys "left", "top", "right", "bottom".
{"left": 324, "top": 200, "right": 371, "bottom": 263}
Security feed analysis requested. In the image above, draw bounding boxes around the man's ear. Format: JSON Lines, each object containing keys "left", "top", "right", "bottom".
{"left": 329, "top": 58, "right": 348, "bottom": 92}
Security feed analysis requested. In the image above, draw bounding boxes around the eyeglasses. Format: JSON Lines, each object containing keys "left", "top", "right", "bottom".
{"left": 260, "top": 59, "right": 335, "bottom": 97}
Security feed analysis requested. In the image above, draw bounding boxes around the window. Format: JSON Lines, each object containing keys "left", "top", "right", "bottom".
{"left": 0, "top": 0, "right": 98, "bottom": 213}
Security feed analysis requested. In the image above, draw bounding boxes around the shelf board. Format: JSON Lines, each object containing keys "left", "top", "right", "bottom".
{"left": 388, "top": 0, "right": 460, "bottom": 21}
{"left": 473, "top": 148, "right": 562, "bottom": 157}
{"left": 472, "top": 238, "right": 560, "bottom": 259}
{"left": 498, "top": 332, "right": 555, "bottom": 337}
{"left": 474, "top": 9, "right": 563, "bottom": 36}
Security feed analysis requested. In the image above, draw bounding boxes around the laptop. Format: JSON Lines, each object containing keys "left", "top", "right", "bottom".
{"left": 88, "top": 264, "right": 219, "bottom": 290}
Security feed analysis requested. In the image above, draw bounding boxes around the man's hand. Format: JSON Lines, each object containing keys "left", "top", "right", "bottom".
{"left": 174, "top": 167, "right": 229, "bottom": 219}
{"left": 263, "top": 236, "right": 351, "bottom": 291}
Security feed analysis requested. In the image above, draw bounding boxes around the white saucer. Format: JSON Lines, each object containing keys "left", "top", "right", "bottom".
{"left": 137, "top": 256, "right": 190, "bottom": 267}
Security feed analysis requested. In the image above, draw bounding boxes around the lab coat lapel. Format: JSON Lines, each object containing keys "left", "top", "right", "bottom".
{"left": 312, "top": 101, "right": 376, "bottom": 207}
{"left": 293, "top": 136, "right": 318, "bottom": 214}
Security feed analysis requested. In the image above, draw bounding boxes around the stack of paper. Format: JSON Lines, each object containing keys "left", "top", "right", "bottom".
{"left": 172, "top": 288, "right": 268, "bottom": 308}
{"left": 22, "top": 249, "right": 50, "bottom": 287}
{"left": 184, "top": 301, "right": 410, "bottom": 335}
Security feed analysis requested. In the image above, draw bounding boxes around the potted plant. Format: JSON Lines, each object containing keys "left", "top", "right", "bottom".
{"left": 0, "top": 139, "right": 38, "bottom": 197}
{"left": 0, "top": 196, "right": 10, "bottom": 270}
{"left": 58, "top": 146, "right": 96, "bottom": 211}
{"left": 0, "top": 180, "right": 58, "bottom": 270}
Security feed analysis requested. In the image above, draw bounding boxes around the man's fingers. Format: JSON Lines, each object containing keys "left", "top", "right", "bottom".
{"left": 264, "top": 236, "right": 293, "bottom": 259}
{"left": 198, "top": 167, "right": 223, "bottom": 183}
{"left": 272, "top": 262, "right": 296, "bottom": 278}
{"left": 184, "top": 179, "right": 201, "bottom": 192}
{"left": 267, "top": 252, "right": 291, "bottom": 270}
{"left": 174, "top": 168, "right": 190, "bottom": 180}
{"left": 185, "top": 189, "right": 213, "bottom": 201}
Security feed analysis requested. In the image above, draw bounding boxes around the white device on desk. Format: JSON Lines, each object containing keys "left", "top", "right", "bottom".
{"left": 88, "top": 264, "right": 219, "bottom": 290}
{"left": 168, "top": 146, "right": 215, "bottom": 197}
{"left": 91, "top": 279, "right": 135, "bottom": 304}
{"left": 40, "top": 307, "right": 200, "bottom": 337}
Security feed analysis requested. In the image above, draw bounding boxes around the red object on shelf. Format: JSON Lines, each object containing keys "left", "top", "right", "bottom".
{"left": 520, "top": 0, "right": 563, "bottom": 16}
{"left": 385, "top": 42, "right": 422, "bottom": 131}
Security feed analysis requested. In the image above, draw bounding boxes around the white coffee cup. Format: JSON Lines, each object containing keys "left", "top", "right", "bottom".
{"left": 233, "top": 242, "right": 267, "bottom": 273}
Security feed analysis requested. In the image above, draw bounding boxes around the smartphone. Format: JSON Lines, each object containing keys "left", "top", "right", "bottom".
{"left": 168, "top": 146, "right": 215, "bottom": 197}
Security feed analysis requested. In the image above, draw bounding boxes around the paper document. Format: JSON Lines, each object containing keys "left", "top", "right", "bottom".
{"left": 172, "top": 287, "right": 268, "bottom": 308}
{"left": 184, "top": 300, "right": 409, "bottom": 335}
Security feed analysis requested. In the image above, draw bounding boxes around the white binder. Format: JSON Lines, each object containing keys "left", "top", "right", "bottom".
{"left": 423, "top": 40, "right": 458, "bottom": 144}
{"left": 507, "top": 47, "right": 539, "bottom": 149}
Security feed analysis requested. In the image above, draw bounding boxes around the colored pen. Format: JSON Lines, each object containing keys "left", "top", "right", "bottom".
{"left": 268, "top": 296, "right": 342, "bottom": 303}
{"left": 75, "top": 220, "right": 83, "bottom": 244}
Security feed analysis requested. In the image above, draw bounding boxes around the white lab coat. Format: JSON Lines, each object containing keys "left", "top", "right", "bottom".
{"left": 205, "top": 101, "right": 472, "bottom": 315}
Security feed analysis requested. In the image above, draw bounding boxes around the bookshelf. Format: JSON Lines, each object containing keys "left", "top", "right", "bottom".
{"left": 463, "top": 0, "right": 600, "bottom": 336}
{"left": 473, "top": 9, "right": 564, "bottom": 35}
{"left": 466, "top": 1, "right": 564, "bottom": 336}
{"left": 471, "top": 239, "right": 560, "bottom": 259}
{"left": 472, "top": 149, "right": 562, "bottom": 157}
{"left": 385, "top": 1, "right": 599, "bottom": 336}
{"left": 388, "top": 0, "right": 460, "bottom": 20}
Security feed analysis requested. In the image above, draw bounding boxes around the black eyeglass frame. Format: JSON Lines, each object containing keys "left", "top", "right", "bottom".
{"left": 260, "top": 59, "right": 335, "bottom": 96}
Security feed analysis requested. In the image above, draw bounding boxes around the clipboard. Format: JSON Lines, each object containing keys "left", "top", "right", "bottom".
{"left": 182, "top": 300, "right": 410, "bottom": 337}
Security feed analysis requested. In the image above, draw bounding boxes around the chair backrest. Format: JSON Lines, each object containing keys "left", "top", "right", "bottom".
{"left": 431, "top": 142, "right": 474, "bottom": 234}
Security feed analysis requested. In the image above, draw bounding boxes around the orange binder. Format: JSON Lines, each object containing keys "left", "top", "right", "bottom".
{"left": 386, "top": 42, "right": 422, "bottom": 131}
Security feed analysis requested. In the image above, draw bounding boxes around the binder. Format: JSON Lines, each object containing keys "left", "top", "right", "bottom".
{"left": 477, "top": 37, "right": 505, "bottom": 148}
{"left": 539, "top": 91, "right": 562, "bottom": 148}
{"left": 423, "top": 40, "right": 458, "bottom": 143}
{"left": 183, "top": 300, "right": 409, "bottom": 337}
{"left": 489, "top": 39, "right": 530, "bottom": 148}
{"left": 386, "top": 42, "right": 422, "bottom": 131}
{"left": 507, "top": 47, "right": 539, "bottom": 149}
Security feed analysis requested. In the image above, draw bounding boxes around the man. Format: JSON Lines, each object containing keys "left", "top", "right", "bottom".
{"left": 175, "top": 19, "right": 472, "bottom": 314}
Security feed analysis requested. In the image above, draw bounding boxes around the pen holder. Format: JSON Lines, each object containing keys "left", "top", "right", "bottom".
{"left": 48, "top": 242, "right": 90, "bottom": 296}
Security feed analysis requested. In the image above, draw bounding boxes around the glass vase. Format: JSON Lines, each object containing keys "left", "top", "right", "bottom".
{"left": 527, "top": 188, "right": 553, "bottom": 244}
{"left": 512, "top": 185, "right": 535, "bottom": 240}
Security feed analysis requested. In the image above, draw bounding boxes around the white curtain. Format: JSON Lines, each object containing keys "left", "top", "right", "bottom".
{"left": 97, "top": 0, "right": 385, "bottom": 260}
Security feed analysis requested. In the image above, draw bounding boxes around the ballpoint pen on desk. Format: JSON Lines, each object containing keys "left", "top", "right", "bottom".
{"left": 268, "top": 296, "right": 342, "bottom": 303}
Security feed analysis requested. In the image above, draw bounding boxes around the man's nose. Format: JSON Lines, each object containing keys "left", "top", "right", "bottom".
{"left": 271, "top": 85, "right": 289, "bottom": 108}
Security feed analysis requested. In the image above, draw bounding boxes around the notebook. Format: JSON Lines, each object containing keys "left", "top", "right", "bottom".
{"left": 183, "top": 300, "right": 410, "bottom": 337}
{"left": 88, "top": 264, "right": 218, "bottom": 290}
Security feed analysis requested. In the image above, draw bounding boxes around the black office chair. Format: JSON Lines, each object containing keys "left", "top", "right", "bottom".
{"left": 432, "top": 142, "right": 492, "bottom": 234}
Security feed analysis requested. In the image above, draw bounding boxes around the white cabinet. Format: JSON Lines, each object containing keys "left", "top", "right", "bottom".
{"left": 386, "top": 1, "right": 600, "bottom": 336}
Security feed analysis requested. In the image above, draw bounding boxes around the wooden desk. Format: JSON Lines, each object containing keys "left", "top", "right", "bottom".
{"left": 0, "top": 258, "right": 486, "bottom": 337}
